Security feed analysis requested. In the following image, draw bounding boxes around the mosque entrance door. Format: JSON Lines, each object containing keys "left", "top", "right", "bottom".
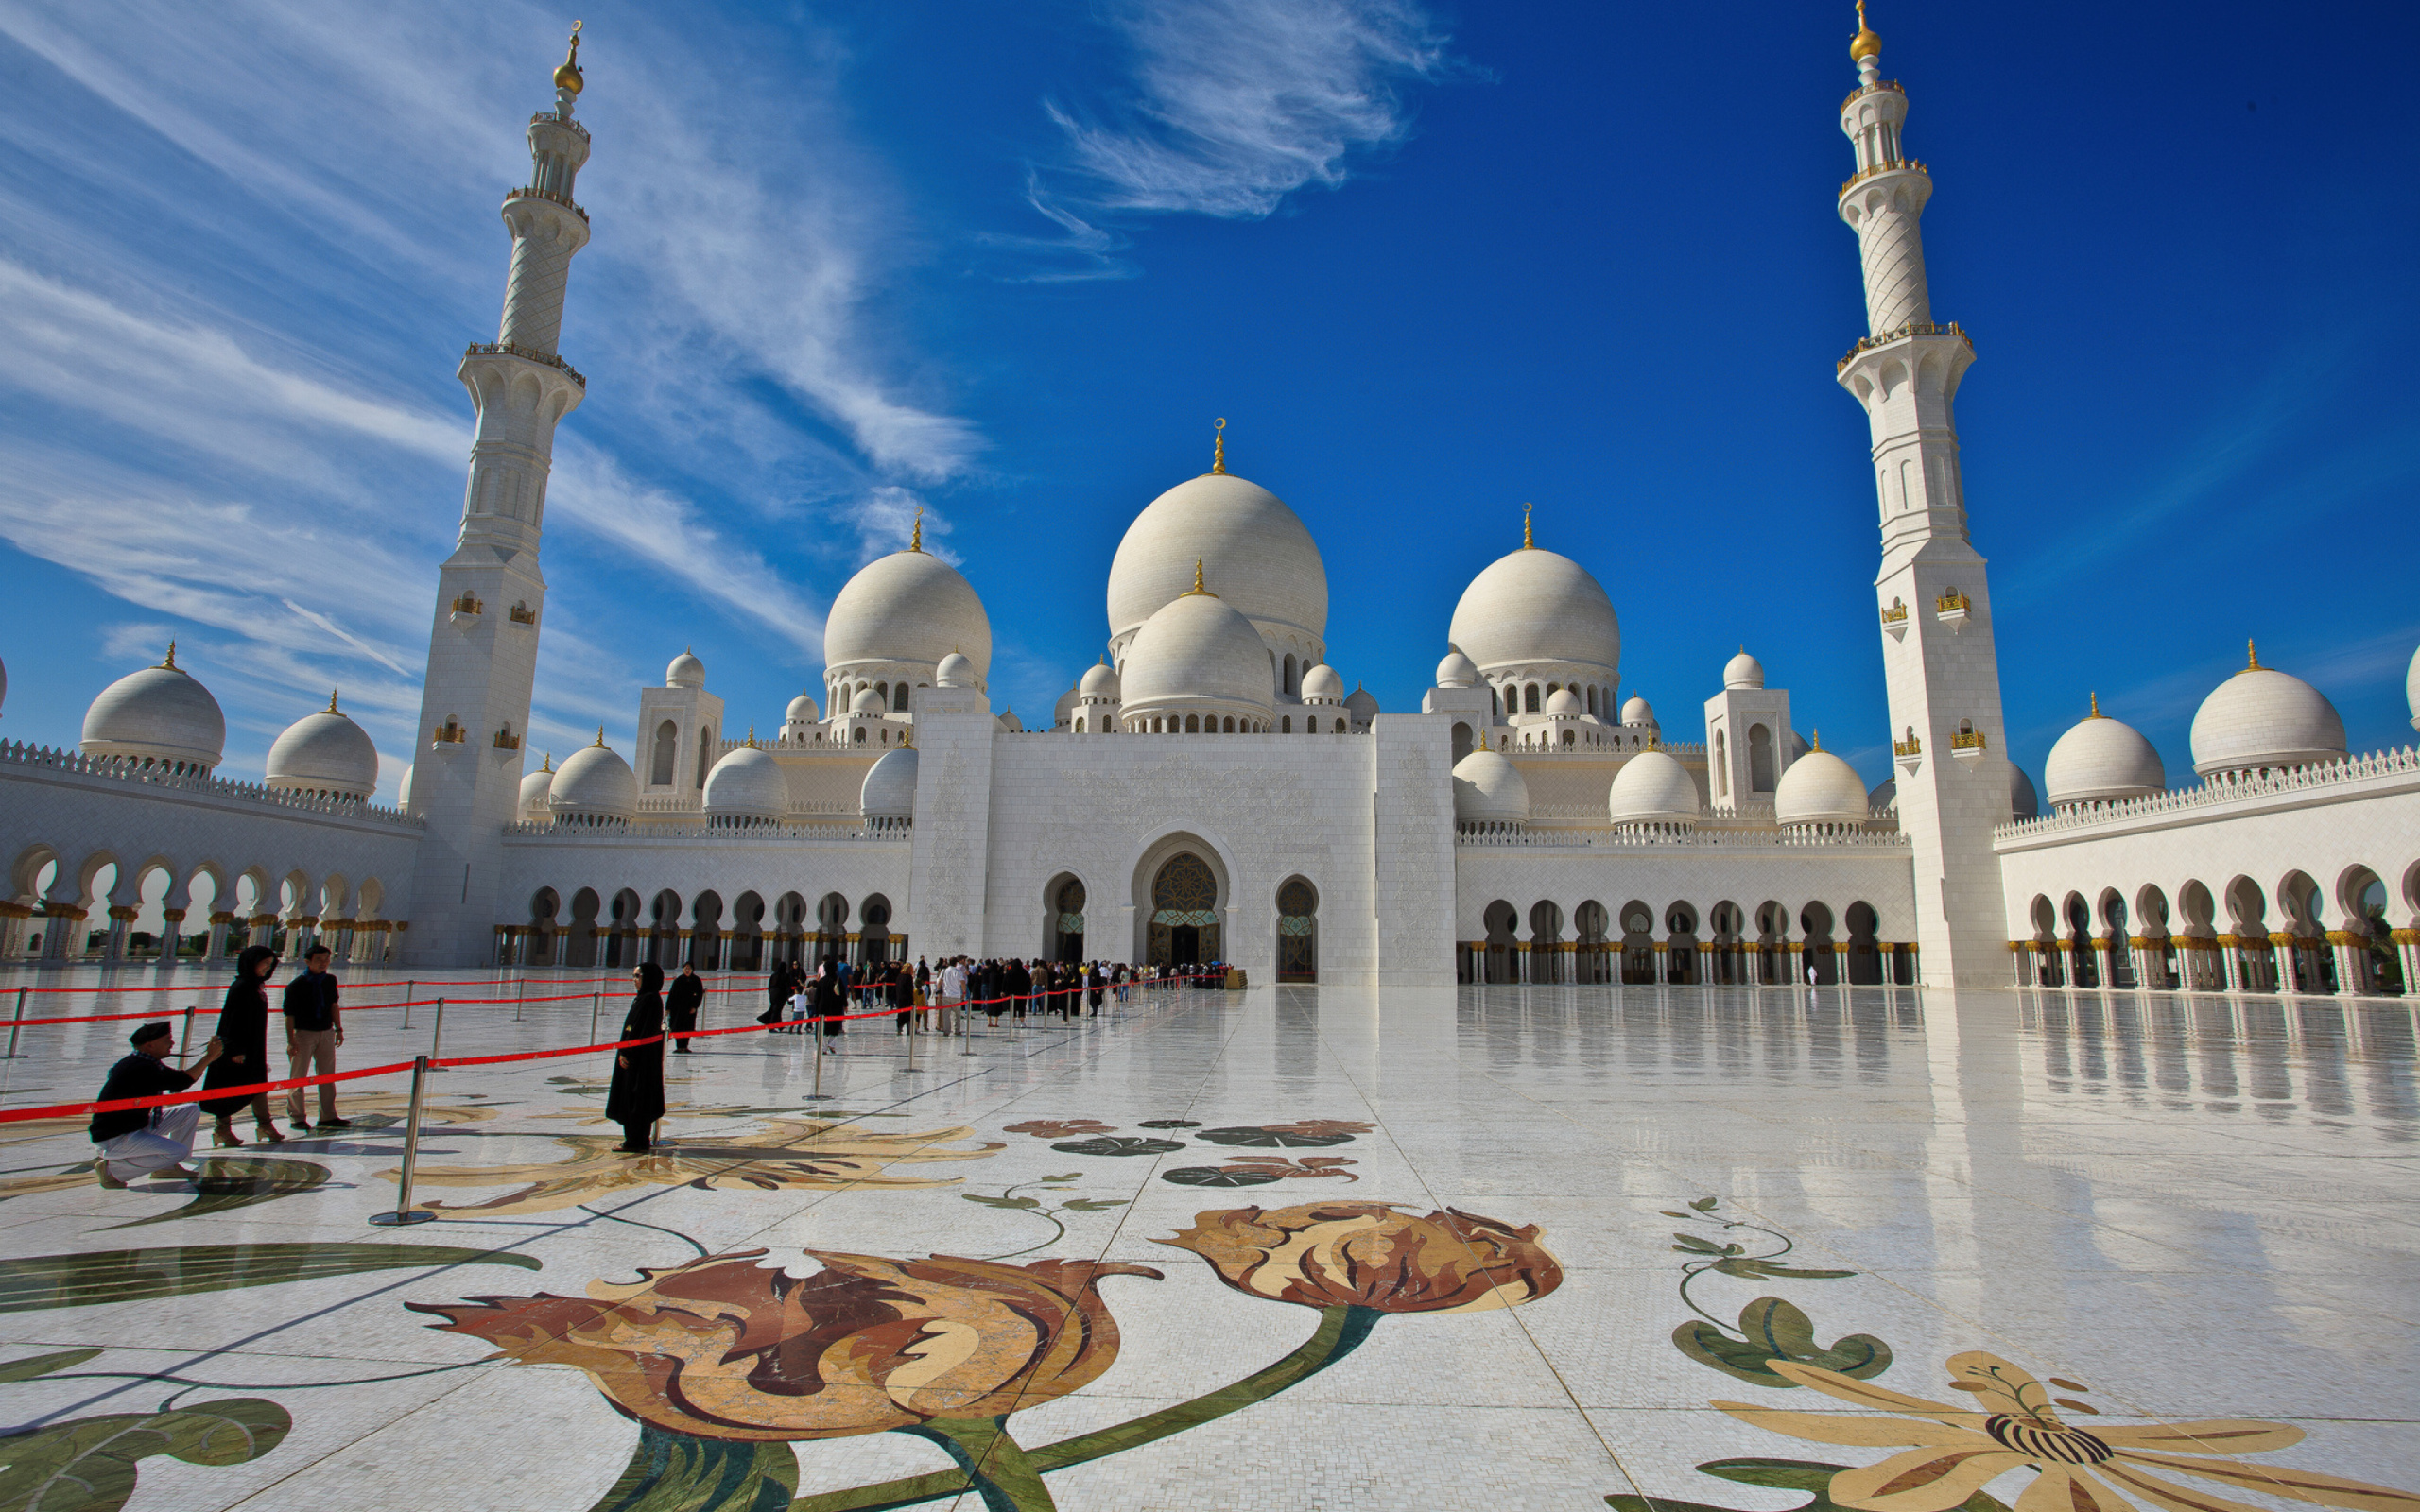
{"left": 1147, "top": 852, "right": 1220, "bottom": 968}
{"left": 1053, "top": 879, "right": 1086, "bottom": 964}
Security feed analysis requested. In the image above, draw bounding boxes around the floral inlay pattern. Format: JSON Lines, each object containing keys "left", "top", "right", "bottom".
{"left": 1158, "top": 1201, "right": 1562, "bottom": 1313}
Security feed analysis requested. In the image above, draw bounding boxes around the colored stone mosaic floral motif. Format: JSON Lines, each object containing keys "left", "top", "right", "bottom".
{"left": 1002, "top": 1119, "right": 1115, "bottom": 1139}
{"left": 1158, "top": 1201, "right": 1562, "bottom": 1313}
{"left": 0, "top": 1349, "right": 289, "bottom": 1512}
{"left": 1162, "top": 1155, "right": 1358, "bottom": 1186}
{"left": 1720, "top": 1353, "right": 2420, "bottom": 1512}
{"left": 400, "top": 1117, "right": 1002, "bottom": 1216}
{"left": 1666, "top": 1196, "right": 1888, "bottom": 1386}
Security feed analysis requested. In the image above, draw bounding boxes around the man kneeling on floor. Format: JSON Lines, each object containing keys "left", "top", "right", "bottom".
{"left": 89, "top": 1021, "right": 223, "bottom": 1188}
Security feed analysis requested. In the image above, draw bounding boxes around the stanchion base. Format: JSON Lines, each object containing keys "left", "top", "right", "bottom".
{"left": 368, "top": 1210, "right": 437, "bottom": 1226}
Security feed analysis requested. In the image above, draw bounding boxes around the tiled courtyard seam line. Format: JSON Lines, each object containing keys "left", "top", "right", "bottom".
{"left": 1287, "top": 988, "right": 1649, "bottom": 1501}
{"left": 1459, "top": 988, "right": 2412, "bottom": 1451}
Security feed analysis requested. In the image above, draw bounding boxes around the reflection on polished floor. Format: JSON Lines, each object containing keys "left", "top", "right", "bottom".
{"left": 1, "top": 973, "right": 2414, "bottom": 1512}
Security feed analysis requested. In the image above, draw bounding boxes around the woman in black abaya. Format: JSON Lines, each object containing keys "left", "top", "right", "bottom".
{"left": 199, "top": 945, "right": 285, "bottom": 1147}
{"left": 606, "top": 962, "right": 666, "bottom": 1153}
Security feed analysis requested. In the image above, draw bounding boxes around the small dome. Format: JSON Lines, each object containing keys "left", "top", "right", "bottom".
{"left": 1446, "top": 545, "right": 1620, "bottom": 678}
{"left": 1300, "top": 663, "right": 1344, "bottom": 703}
{"left": 1723, "top": 649, "right": 1765, "bottom": 691}
{"left": 1867, "top": 778, "right": 1895, "bottom": 810}
{"left": 2188, "top": 650, "right": 2346, "bottom": 776}
{"left": 1106, "top": 472, "right": 1327, "bottom": 653}
{"left": 1620, "top": 695, "right": 1656, "bottom": 727}
{"left": 861, "top": 746, "right": 919, "bottom": 817}
{"left": 1345, "top": 686, "right": 1379, "bottom": 725}
{"left": 2044, "top": 702, "right": 2165, "bottom": 807}
{"left": 827, "top": 549, "right": 993, "bottom": 684}
{"left": 1544, "top": 688, "right": 1582, "bottom": 717}
{"left": 264, "top": 696, "right": 379, "bottom": 799}
{"left": 1053, "top": 682, "right": 1081, "bottom": 728}
{"left": 2009, "top": 764, "right": 2040, "bottom": 822}
{"left": 935, "top": 651, "right": 977, "bottom": 688}
{"left": 397, "top": 762, "right": 417, "bottom": 812}
{"left": 786, "top": 693, "right": 821, "bottom": 725}
{"left": 703, "top": 745, "right": 787, "bottom": 821}
{"left": 80, "top": 647, "right": 226, "bottom": 771}
{"left": 996, "top": 708, "right": 1025, "bottom": 732}
{"left": 850, "top": 686, "right": 887, "bottom": 716}
{"left": 666, "top": 648, "right": 706, "bottom": 689}
{"left": 1607, "top": 749, "right": 1699, "bottom": 826}
{"left": 1121, "top": 590, "right": 1276, "bottom": 718}
{"left": 1435, "top": 648, "right": 1478, "bottom": 689}
{"left": 517, "top": 760, "right": 555, "bottom": 823}
{"left": 549, "top": 737, "right": 638, "bottom": 823}
{"left": 1451, "top": 746, "right": 1530, "bottom": 823}
{"left": 1773, "top": 748, "right": 1869, "bottom": 827}
{"left": 1080, "top": 661, "right": 1120, "bottom": 699}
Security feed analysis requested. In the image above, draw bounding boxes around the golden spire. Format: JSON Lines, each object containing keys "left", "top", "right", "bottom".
{"left": 1211, "top": 417, "right": 1227, "bottom": 475}
{"left": 1478, "top": 726, "right": 1489, "bottom": 752}
{"left": 1522, "top": 502, "right": 1534, "bottom": 549}
{"left": 1810, "top": 729, "right": 1824, "bottom": 752}
{"left": 1850, "top": 0, "right": 1881, "bottom": 62}
{"left": 909, "top": 504, "right": 924, "bottom": 553}
{"left": 327, "top": 688, "right": 341, "bottom": 713}
{"left": 2088, "top": 691, "right": 2101, "bottom": 718}
{"left": 2245, "top": 637, "right": 2262, "bottom": 671}
{"left": 593, "top": 725, "right": 607, "bottom": 747}
{"left": 159, "top": 640, "right": 179, "bottom": 671}
{"left": 746, "top": 724, "right": 758, "bottom": 748}
{"left": 555, "top": 20, "right": 585, "bottom": 95}
{"left": 542, "top": 751, "right": 554, "bottom": 773}
{"left": 1183, "top": 558, "right": 1216, "bottom": 597}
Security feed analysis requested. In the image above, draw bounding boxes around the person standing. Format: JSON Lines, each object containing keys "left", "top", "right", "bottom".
{"left": 815, "top": 956, "right": 845, "bottom": 1054}
{"left": 666, "top": 963, "right": 705, "bottom": 1055}
{"left": 201, "top": 945, "right": 285, "bottom": 1147}
{"left": 759, "top": 961, "right": 790, "bottom": 1025}
{"left": 90, "top": 1022, "right": 223, "bottom": 1187}
{"left": 890, "top": 960, "right": 914, "bottom": 1035}
{"left": 607, "top": 962, "right": 666, "bottom": 1153}
{"left": 281, "top": 943, "right": 348, "bottom": 1130}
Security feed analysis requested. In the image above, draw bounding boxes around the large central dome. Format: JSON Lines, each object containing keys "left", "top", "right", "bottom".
{"left": 1106, "top": 472, "right": 1327, "bottom": 657}
{"left": 824, "top": 547, "right": 992, "bottom": 682}
{"left": 1447, "top": 545, "right": 1620, "bottom": 676}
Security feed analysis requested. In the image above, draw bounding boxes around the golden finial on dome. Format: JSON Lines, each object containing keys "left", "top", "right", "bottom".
{"left": 1850, "top": 0, "right": 1881, "bottom": 63}
{"left": 554, "top": 20, "right": 585, "bottom": 94}
{"left": 542, "top": 751, "right": 554, "bottom": 772}
{"left": 909, "top": 504, "right": 924, "bottom": 553}
{"left": 2088, "top": 691, "right": 2101, "bottom": 718}
{"left": 327, "top": 688, "right": 341, "bottom": 713}
{"left": 2245, "top": 637, "right": 2261, "bottom": 671}
{"left": 1810, "top": 728, "right": 1824, "bottom": 752}
{"left": 593, "top": 725, "right": 606, "bottom": 747}
{"left": 1211, "top": 417, "right": 1227, "bottom": 475}
{"left": 1522, "top": 502, "right": 1534, "bottom": 549}
{"left": 1183, "top": 558, "right": 1215, "bottom": 597}
{"left": 159, "top": 640, "right": 179, "bottom": 671}
{"left": 746, "top": 724, "right": 758, "bottom": 748}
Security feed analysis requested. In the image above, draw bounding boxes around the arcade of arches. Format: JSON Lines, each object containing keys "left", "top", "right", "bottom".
{"left": 1461, "top": 896, "right": 1908, "bottom": 988}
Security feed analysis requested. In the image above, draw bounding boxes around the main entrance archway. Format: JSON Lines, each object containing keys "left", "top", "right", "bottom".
{"left": 1148, "top": 852, "right": 1220, "bottom": 968}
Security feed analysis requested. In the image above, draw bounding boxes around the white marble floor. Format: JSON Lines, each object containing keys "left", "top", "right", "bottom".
{"left": 0, "top": 972, "right": 2413, "bottom": 1512}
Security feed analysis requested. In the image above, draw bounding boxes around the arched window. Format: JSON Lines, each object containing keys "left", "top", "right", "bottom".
{"left": 649, "top": 720, "right": 678, "bottom": 786}
{"left": 1525, "top": 684, "right": 1540, "bottom": 713}
{"left": 854, "top": 726, "right": 867, "bottom": 744}
{"left": 1749, "top": 724, "right": 1775, "bottom": 792}
{"left": 1284, "top": 653, "right": 1297, "bottom": 695}
{"left": 1276, "top": 877, "right": 1318, "bottom": 982}
{"left": 696, "top": 728, "right": 713, "bottom": 788}
{"left": 1491, "top": 686, "right": 1502, "bottom": 716}
{"left": 1715, "top": 730, "right": 1729, "bottom": 797}
{"left": 1282, "top": 715, "right": 1292, "bottom": 733}
{"left": 875, "top": 681, "right": 889, "bottom": 705}
{"left": 894, "top": 683, "right": 910, "bottom": 712}
{"left": 1586, "top": 687, "right": 1597, "bottom": 716}
{"left": 1334, "top": 717, "right": 1346, "bottom": 733}
{"left": 1223, "top": 716, "right": 1236, "bottom": 733}
{"left": 1185, "top": 714, "right": 1200, "bottom": 733}
{"left": 1075, "top": 716, "right": 1085, "bottom": 733}
{"left": 1562, "top": 729, "right": 1575, "bottom": 747}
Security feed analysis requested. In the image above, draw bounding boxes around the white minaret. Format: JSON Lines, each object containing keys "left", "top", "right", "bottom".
{"left": 1835, "top": 5, "right": 2013, "bottom": 988}
{"left": 404, "top": 26, "right": 593, "bottom": 966}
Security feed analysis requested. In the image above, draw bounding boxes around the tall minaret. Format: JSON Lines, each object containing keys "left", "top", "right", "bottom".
{"left": 1835, "top": 5, "right": 2013, "bottom": 988}
{"left": 404, "top": 26, "right": 593, "bottom": 966}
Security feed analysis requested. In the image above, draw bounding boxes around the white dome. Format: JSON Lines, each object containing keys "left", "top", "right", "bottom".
{"left": 1106, "top": 472, "right": 1327, "bottom": 654}
{"left": 1079, "top": 661, "right": 1120, "bottom": 698}
{"left": 1866, "top": 778, "right": 1894, "bottom": 810}
{"left": 2010, "top": 764, "right": 2039, "bottom": 821}
{"left": 80, "top": 650, "right": 226, "bottom": 771}
{"left": 264, "top": 698, "right": 379, "bottom": 799}
{"left": 2044, "top": 706, "right": 2166, "bottom": 807}
{"left": 1446, "top": 546, "right": 1619, "bottom": 677}
{"left": 1723, "top": 649, "right": 1765, "bottom": 690}
{"left": 397, "top": 762, "right": 416, "bottom": 812}
{"left": 1120, "top": 591, "right": 1275, "bottom": 719}
{"left": 786, "top": 693, "right": 821, "bottom": 725}
{"left": 996, "top": 708, "right": 1024, "bottom": 732}
{"left": 1345, "top": 686, "right": 1379, "bottom": 726}
{"left": 935, "top": 651, "right": 977, "bottom": 688}
{"left": 1052, "top": 683, "right": 1081, "bottom": 727}
{"left": 1620, "top": 696, "right": 1656, "bottom": 727}
{"left": 1607, "top": 748, "right": 1699, "bottom": 826}
{"left": 1544, "top": 688, "right": 1582, "bottom": 716}
{"left": 850, "top": 687, "right": 887, "bottom": 716}
{"left": 826, "top": 549, "right": 993, "bottom": 683}
{"left": 666, "top": 648, "right": 706, "bottom": 689}
{"left": 2189, "top": 657, "right": 2346, "bottom": 776}
{"left": 1773, "top": 749, "right": 1869, "bottom": 827}
{"left": 517, "top": 760, "right": 555, "bottom": 823}
{"left": 1300, "top": 663, "right": 1344, "bottom": 703}
{"left": 860, "top": 746, "right": 919, "bottom": 817}
{"left": 1436, "top": 649, "right": 1478, "bottom": 689}
{"left": 549, "top": 738, "right": 638, "bottom": 823}
{"left": 703, "top": 746, "right": 787, "bottom": 820}
{"left": 1451, "top": 747, "right": 1530, "bottom": 823}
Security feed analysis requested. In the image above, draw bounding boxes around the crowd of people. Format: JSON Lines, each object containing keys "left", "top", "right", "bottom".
{"left": 751, "top": 954, "right": 1208, "bottom": 1046}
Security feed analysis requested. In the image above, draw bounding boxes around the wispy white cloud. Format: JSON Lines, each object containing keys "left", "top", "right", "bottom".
{"left": 1044, "top": 0, "right": 1452, "bottom": 221}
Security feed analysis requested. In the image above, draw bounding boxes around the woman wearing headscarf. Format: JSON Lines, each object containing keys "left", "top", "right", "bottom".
{"left": 606, "top": 962, "right": 666, "bottom": 1153}
{"left": 814, "top": 956, "right": 845, "bottom": 1055}
{"left": 199, "top": 945, "right": 285, "bottom": 1147}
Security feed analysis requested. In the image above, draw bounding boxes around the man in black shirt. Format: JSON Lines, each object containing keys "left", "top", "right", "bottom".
{"left": 666, "top": 963, "right": 705, "bottom": 1054}
{"left": 282, "top": 944, "right": 349, "bottom": 1129}
{"left": 90, "top": 1021, "right": 223, "bottom": 1187}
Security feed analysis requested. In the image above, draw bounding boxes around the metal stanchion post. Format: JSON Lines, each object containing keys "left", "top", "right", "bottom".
{"left": 514, "top": 977, "right": 526, "bottom": 1022}
{"left": 175, "top": 1005, "right": 197, "bottom": 1065}
{"left": 368, "top": 1056, "right": 436, "bottom": 1226}
{"left": 590, "top": 992, "right": 601, "bottom": 1042}
{"left": 426, "top": 997, "right": 449, "bottom": 1071}
{"left": 2, "top": 986, "right": 27, "bottom": 1059}
{"left": 907, "top": 1014, "right": 918, "bottom": 1073}
{"left": 812, "top": 1022, "right": 824, "bottom": 1098}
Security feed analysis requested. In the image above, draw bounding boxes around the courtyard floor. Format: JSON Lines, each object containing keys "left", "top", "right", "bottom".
{"left": 0, "top": 971, "right": 2413, "bottom": 1511}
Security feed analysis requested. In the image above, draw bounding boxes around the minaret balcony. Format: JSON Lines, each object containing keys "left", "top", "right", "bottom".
{"left": 462, "top": 341, "right": 586, "bottom": 389}
{"left": 1836, "top": 318, "right": 1972, "bottom": 376}
{"left": 504, "top": 185, "right": 588, "bottom": 224}
{"left": 1839, "top": 79, "right": 1904, "bottom": 111}
{"left": 1839, "top": 157, "right": 1926, "bottom": 196}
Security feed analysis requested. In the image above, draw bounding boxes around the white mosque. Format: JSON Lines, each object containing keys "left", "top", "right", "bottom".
{"left": 4, "top": 17, "right": 2416, "bottom": 996}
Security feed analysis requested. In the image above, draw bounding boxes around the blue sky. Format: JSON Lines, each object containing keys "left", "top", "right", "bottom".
{"left": 1, "top": 0, "right": 2413, "bottom": 799}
